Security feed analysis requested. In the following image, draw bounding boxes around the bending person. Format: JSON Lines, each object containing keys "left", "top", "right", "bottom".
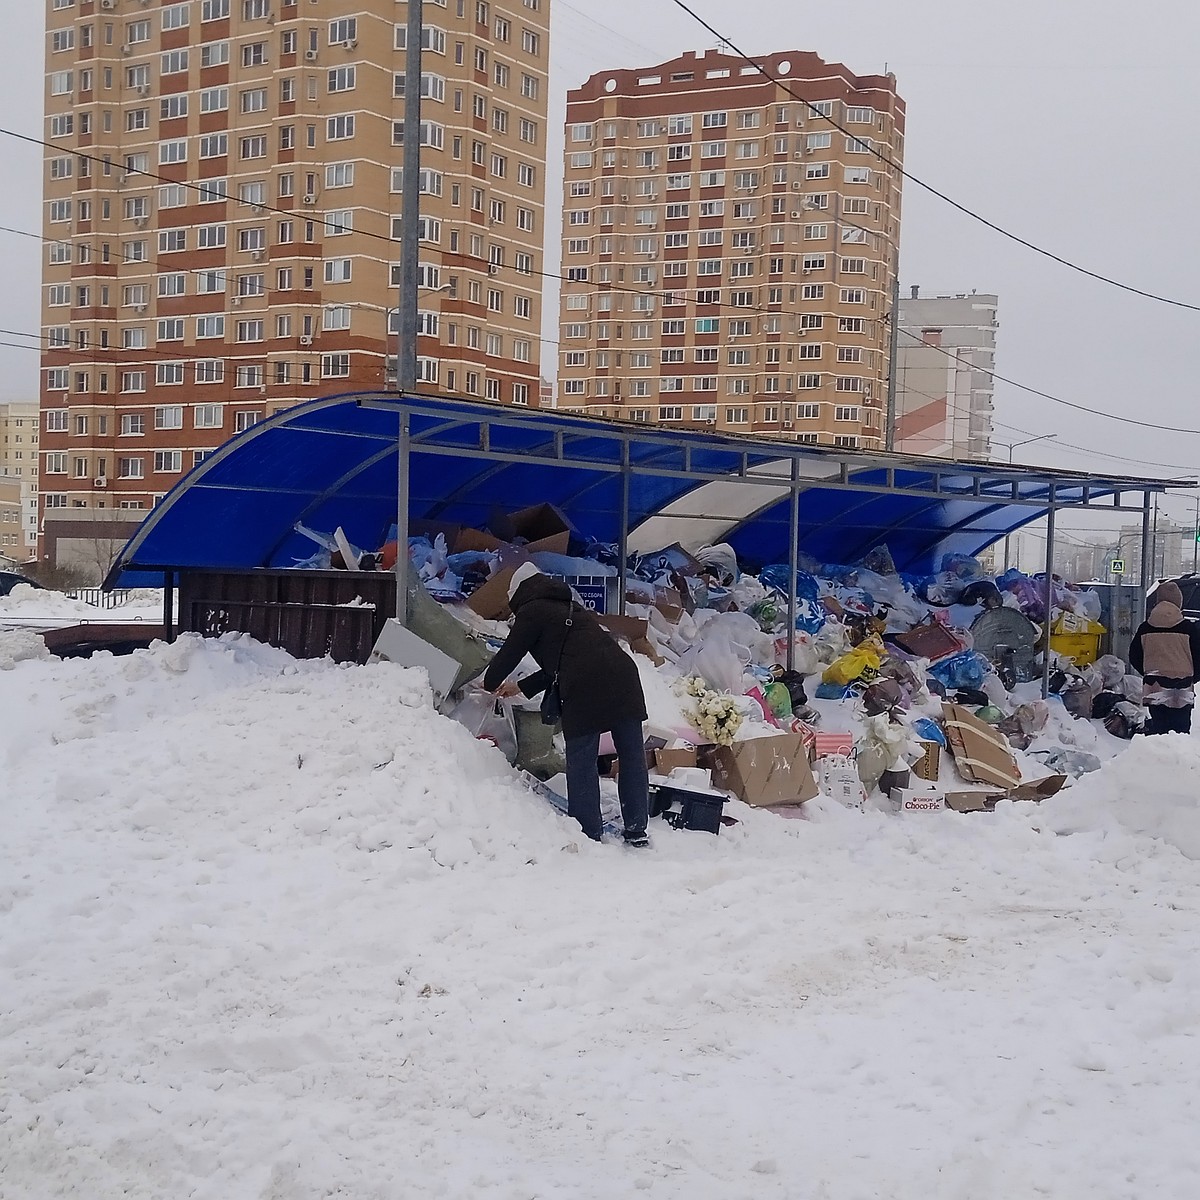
{"left": 483, "top": 563, "right": 650, "bottom": 845}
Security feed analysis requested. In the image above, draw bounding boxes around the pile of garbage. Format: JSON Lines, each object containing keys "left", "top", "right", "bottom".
{"left": 301, "top": 504, "right": 1134, "bottom": 819}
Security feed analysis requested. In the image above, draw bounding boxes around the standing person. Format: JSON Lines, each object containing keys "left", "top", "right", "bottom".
{"left": 484, "top": 563, "right": 650, "bottom": 845}
{"left": 1129, "top": 580, "right": 1200, "bottom": 735}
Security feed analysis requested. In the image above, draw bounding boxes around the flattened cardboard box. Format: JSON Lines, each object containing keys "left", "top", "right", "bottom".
{"left": 944, "top": 774, "right": 1069, "bottom": 813}
{"left": 941, "top": 702, "right": 1021, "bottom": 791}
{"left": 704, "top": 733, "right": 819, "bottom": 808}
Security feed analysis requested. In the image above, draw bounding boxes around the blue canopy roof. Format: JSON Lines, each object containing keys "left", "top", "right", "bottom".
{"left": 108, "top": 392, "right": 1188, "bottom": 588}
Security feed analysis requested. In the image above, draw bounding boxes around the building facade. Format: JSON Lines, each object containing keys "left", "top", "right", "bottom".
{"left": 557, "top": 48, "right": 904, "bottom": 448}
{"left": 40, "top": 0, "right": 550, "bottom": 527}
{"left": 0, "top": 402, "right": 40, "bottom": 559}
{"left": 893, "top": 288, "right": 997, "bottom": 459}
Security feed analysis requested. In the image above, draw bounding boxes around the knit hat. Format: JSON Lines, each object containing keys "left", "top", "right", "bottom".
{"left": 1156, "top": 580, "right": 1184, "bottom": 608}
{"left": 507, "top": 561, "right": 543, "bottom": 602}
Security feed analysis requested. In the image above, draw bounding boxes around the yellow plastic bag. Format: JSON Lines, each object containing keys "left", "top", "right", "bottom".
{"left": 821, "top": 640, "right": 883, "bottom": 687}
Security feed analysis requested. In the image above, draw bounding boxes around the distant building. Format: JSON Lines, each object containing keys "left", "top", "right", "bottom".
{"left": 893, "top": 288, "right": 996, "bottom": 460}
{"left": 0, "top": 401, "right": 39, "bottom": 559}
{"left": 558, "top": 48, "right": 905, "bottom": 448}
{"left": 39, "top": 0, "right": 552, "bottom": 545}
{"left": 540, "top": 376, "right": 555, "bottom": 408}
{"left": 1114, "top": 519, "right": 1189, "bottom": 582}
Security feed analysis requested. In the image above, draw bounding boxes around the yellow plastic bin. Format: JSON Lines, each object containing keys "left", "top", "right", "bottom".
{"left": 1049, "top": 613, "right": 1106, "bottom": 666}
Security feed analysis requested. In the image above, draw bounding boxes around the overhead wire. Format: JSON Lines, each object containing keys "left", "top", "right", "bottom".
{"left": 664, "top": 0, "right": 1200, "bottom": 313}
{"left": 3, "top": 130, "right": 1196, "bottom": 471}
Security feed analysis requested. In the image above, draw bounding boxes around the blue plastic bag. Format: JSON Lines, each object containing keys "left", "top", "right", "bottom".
{"left": 928, "top": 651, "right": 989, "bottom": 691}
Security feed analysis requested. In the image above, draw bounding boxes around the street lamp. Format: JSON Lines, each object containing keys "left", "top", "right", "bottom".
{"left": 996, "top": 433, "right": 1057, "bottom": 571}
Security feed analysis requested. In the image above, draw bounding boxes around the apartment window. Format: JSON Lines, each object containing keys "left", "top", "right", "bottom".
{"left": 327, "top": 115, "right": 355, "bottom": 141}
{"left": 839, "top": 317, "right": 866, "bottom": 333}
{"left": 235, "top": 411, "right": 262, "bottom": 433}
{"left": 157, "top": 318, "right": 185, "bottom": 342}
{"left": 196, "top": 360, "right": 224, "bottom": 384}
{"left": 154, "top": 451, "right": 183, "bottom": 474}
{"left": 201, "top": 42, "right": 230, "bottom": 68}
{"left": 161, "top": 3, "right": 190, "bottom": 29}
{"left": 328, "top": 66, "right": 356, "bottom": 93}
{"left": 324, "top": 259, "right": 352, "bottom": 284}
{"left": 797, "top": 374, "right": 821, "bottom": 390}
{"left": 726, "top": 407, "right": 749, "bottom": 424}
{"left": 161, "top": 49, "right": 189, "bottom": 75}
{"left": 844, "top": 166, "right": 871, "bottom": 185}
{"left": 117, "top": 457, "right": 145, "bottom": 480}
{"left": 327, "top": 162, "right": 355, "bottom": 189}
{"left": 840, "top": 287, "right": 866, "bottom": 304}
{"left": 195, "top": 405, "right": 224, "bottom": 430}
{"left": 236, "top": 320, "right": 265, "bottom": 342}
{"left": 235, "top": 365, "right": 264, "bottom": 389}
{"left": 242, "top": 42, "right": 267, "bottom": 67}
{"left": 196, "top": 315, "right": 225, "bottom": 339}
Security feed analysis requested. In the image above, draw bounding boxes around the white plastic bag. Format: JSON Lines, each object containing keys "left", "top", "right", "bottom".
{"left": 450, "top": 691, "right": 518, "bottom": 763}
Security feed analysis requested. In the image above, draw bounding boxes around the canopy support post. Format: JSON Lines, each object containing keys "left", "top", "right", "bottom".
{"left": 1041, "top": 494, "right": 1056, "bottom": 698}
{"left": 1139, "top": 490, "right": 1153, "bottom": 624}
{"left": 395, "top": 414, "right": 411, "bottom": 625}
{"left": 618, "top": 441, "right": 630, "bottom": 616}
{"left": 787, "top": 466, "right": 799, "bottom": 674}
{"left": 163, "top": 569, "right": 175, "bottom": 643}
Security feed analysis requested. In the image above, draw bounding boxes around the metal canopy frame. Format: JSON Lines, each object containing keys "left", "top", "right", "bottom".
{"left": 107, "top": 392, "right": 1194, "bottom": 679}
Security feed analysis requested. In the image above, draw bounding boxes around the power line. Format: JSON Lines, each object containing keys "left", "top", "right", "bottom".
{"left": 664, "top": 0, "right": 1200, "bottom": 314}
{"left": 5, "top": 131, "right": 1195, "bottom": 463}
{"left": 895, "top": 326, "right": 1200, "bottom": 436}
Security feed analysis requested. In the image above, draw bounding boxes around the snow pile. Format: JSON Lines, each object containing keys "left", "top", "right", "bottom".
{"left": 0, "top": 585, "right": 165, "bottom": 630}
{"left": 5, "top": 635, "right": 1200, "bottom": 1198}
{"left": 0, "top": 625, "right": 51, "bottom": 670}
{"left": 1038, "top": 735, "right": 1200, "bottom": 860}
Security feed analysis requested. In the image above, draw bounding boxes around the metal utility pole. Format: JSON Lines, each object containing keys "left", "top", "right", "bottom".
{"left": 394, "top": 0, "right": 423, "bottom": 625}
{"left": 884, "top": 261, "right": 900, "bottom": 451}
{"left": 1193, "top": 494, "right": 1198, "bottom": 575}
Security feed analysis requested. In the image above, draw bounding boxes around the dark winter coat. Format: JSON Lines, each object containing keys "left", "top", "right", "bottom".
{"left": 1130, "top": 601, "right": 1200, "bottom": 697}
{"left": 482, "top": 574, "right": 647, "bottom": 738}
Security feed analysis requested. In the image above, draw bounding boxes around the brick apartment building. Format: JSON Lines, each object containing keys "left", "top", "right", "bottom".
{"left": 39, "top": 0, "right": 550, "bottom": 536}
{"left": 557, "top": 48, "right": 904, "bottom": 448}
{"left": 0, "top": 402, "right": 40, "bottom": 560}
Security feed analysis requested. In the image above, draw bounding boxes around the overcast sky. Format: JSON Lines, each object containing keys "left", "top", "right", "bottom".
{"left": 4, "top": 0, "right": 1198, "bottom": 540}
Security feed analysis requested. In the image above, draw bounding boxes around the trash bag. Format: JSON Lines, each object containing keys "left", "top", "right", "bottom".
{"left": 450, "top": 692, "right": 518, "bottom": 763}
{"left": 861, "top": 677, "right": 905, "bottom": 717}
{"left": 1103, "top": 700, "right": 1144, "bottom": 740}
{"left": 822, "top": 641, "right": 883, "bottom": 687}
{"left": 694, "top": 543, "right": 739, "bottom": 586}
{"left": 928, "top": 650, "right": 989, "bottom": 692}
{"left": 772, "top": 667, "right": 809, "bottom": 711}
{"left": 911, "top": 716, "right": 947, "bottom": 747}
{"left": 763, "top": 681, "right": 794, "bottom": 721}
{"left": 860, "top": 544, "right": 897, "bottom": 577}
{"left": 1094, "top": 654, "right": 1126, "bottom": 690}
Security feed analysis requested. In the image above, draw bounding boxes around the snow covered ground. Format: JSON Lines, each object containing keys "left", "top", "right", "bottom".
{"left": 3, "top": 634, "right": 1200, "bottom": 1199}
{"left": 0, "top": 585, "right": 165, "bottom": 631}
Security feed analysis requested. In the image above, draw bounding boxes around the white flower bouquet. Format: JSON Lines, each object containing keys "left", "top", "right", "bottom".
{"left": 673, "top": 674, "right": 744, "bottom": 746}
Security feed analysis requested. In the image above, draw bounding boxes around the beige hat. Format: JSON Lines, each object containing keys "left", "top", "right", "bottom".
{"left": 507, "top": 561, "right": 543, "bottom": 602}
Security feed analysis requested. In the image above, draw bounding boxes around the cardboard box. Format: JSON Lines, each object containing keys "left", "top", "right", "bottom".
{"left": 595, "top": 612, "right": 665, "bottom": 665}
{"left": 894, "top": 788, "right": 946, "bottom": 814}
{"left": 489, "top": 502, "right": 575, "bottom": 546}
{"left": 453, "top": 527, "right": 509, "bottom": 554}
{"left": 703, "top": 733, "right": 819, "bottom": 808}
{"left": 654, "top": 747, "right": 699, "bottom": 774}
{"left": 465, "top": 550, "right": 534, "bottom": 620}
{"left": 652, "top": 586, "right": 685, "bottom": 624}
{"left": 911, "top": 741, "right": 941, "bottom": 782}
{"left": 941, "top": 702, "right": 1021, "bottom": 791}
{"left": 944, "top": 790, "right": 1005, "bottom": 813}
{"left": 943, "top": 774, "right": 1068, "bottom": 812}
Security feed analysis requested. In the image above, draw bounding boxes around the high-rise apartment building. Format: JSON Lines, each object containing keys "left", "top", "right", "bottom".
{"left": 0, "top": 402, "right": 40, "bottom": 558}
{"left": 557, "top": 48, "right": 903, "bottom": 449}
{"left": 894, "top": 288, "right": 997, "bottom": 459}
{"left": 40, "top": 0, "right": 550, "bottom": 525}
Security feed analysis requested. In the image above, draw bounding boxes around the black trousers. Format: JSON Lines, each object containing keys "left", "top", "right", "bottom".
{"left": 564, "top": 718, "right": 649, "bottom": 841}
{"left": 1145, "top": 705, "right": 1193, "bottom": 735}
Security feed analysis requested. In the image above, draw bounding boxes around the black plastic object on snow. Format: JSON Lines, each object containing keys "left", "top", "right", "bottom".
{"left": 650, "top": 783, "right": 725, "bottom": 835}
{"left": 970, "top": 606, "right": 1040, "bottom": 689}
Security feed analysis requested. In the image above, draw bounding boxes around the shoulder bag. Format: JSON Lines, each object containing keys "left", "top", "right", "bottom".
{"left": 540, "top": 602, "right": 574, "bottom": 726}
